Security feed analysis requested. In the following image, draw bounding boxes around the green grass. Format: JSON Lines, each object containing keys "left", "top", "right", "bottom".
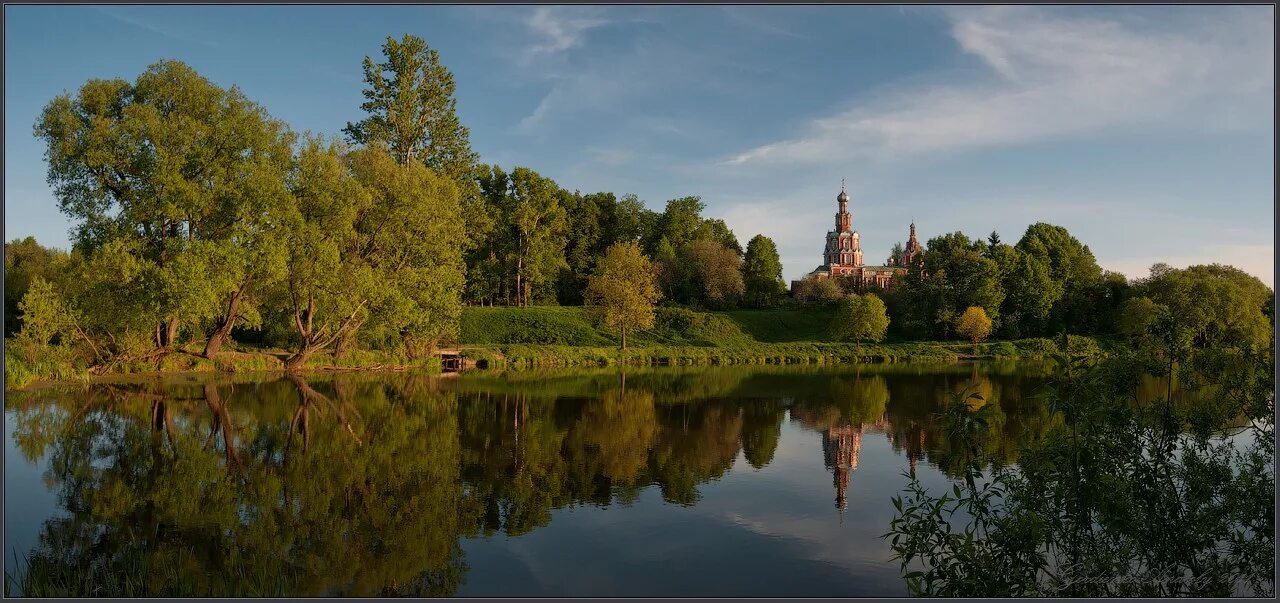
{"left": 717, "top": 307, "right": 836, "bottom": 342}
{"left": 456, "top": 306, "right": 1073, "bottom": 370}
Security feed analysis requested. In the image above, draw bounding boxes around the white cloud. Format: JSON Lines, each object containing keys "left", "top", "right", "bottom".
{"left": 724, "top": 6, "right": 1274, "bottom": 166}
{"left": 526, "top": 6, "right": 609, "bottom": 55}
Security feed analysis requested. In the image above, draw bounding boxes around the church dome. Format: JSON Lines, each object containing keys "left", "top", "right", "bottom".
{"left": 837, "top": 189, "right": 849, "bottom": 203}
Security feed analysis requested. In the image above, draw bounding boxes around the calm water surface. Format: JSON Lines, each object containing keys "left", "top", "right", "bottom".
{"left": 5, "top": 362, "right": 1072, "bottom": 596}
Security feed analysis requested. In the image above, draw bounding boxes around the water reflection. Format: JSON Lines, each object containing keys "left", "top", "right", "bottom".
{"left": 3, "top": 362, "right": 1094, "bottom": 596}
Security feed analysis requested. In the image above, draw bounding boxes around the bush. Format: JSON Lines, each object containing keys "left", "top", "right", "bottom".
{"left": 1063, "top": 334, "right": 1102, "bottom": 359}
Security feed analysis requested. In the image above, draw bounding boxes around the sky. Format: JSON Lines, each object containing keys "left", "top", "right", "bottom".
{"left": 4, "top": 5, "right": 1275, "bottom": 285}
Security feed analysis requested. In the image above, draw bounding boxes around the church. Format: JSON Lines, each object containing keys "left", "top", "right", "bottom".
{"left": 791, "top": 183, "right": 922, "bottom": 292}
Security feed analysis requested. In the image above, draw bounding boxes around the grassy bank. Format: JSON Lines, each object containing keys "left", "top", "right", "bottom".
{"left": 459, "top": 306, "right": 1071, "bottom": 369}
{"left": 4, "top": 344, "right": 441, "bottom": 391}
{"left": 5, "top": 305, "right": 1095, "bottom": 389}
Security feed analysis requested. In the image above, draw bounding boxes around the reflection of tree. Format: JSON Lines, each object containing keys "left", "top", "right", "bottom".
{"left": 649, "top": 402, "right": 743, "bottom": 505}
{"left": 575, "top": 374, "right": 657, "bottom": 484}
{"left": 11, "top": 375, "right": 469, "bottom": 597}
{"left": 739, "top": 398, "right": 785, "bottom": 469}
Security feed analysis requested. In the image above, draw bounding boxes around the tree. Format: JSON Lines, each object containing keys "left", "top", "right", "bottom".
{"left": 887, "top": 242, "right": 905, "bottom": 266}
{"left": 956, "top": 306, "right": 993, "bottom": 345}
{"left": 646, "top": 196, "right": 705, "bottom": 253}
{"left": 347, "top": 145, "right": 467, "bottom": 357}
{"left": 556, "top": 191, "right": 612, "bottom": 305}
{"left": 344, "top": 34, "right": 487, "bottom": 260}
{"left": 794, "top": 277, "right": 844, "bottom": 306}
{"left": 604, "top": 193, "right": 653, "bottom": 246}
{"left": 508, "top": 168, "right": 568, "bottom": 307}
{"left": 651, "top": 236, "right": 683, "bottom": 303}
{"left": 35, "top": 59, "right": 295, "bottom": 354}
{"left": 685, "top": 239, "right": 745, "bottom": 309}
{"left": 741, "top": 235, "right": 786, "bottom": 308}
{"left": 694, "top": 218, "right": 742, "bottom": 256}
{"left": 276, "top": 137, "right": 371, "bottom": 370}
{"left": 273, "top": 139, "right": 466, "bottom": 370}
{"left": 831, "top": 293, "right": 890, "bottom": 343}
{"left": 990, "top": 243, "right": 1058, "bottom": 338}
{"left": 1134, "top": 263, "right": 1273, "bottom": 350}
{"left": 344, "top": 34, "right": 477, "bottom": 175}
{"left": 4, "top": 238, "right": 69, "bottom": 337}
{"left": 1016, "top": 223, "right": 1103, "bottom": 333}
{"left": 1117, "top": 296, "right": 1161, "bottom": 339}
{"left": 916, "top": 232, "right": 1004, "bottom": 338}
{"left": 584, "top": 242, "right": 661, "bottom": 351}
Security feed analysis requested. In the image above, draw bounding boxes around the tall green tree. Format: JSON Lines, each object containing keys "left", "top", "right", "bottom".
{"left": 1016, "top": 223, "right": 1102, "bottom": 333}
{"left": 273, "top": 139, "right": 466, "bottom": 370}
{"left": 989, "top": 243, "right": 1058, "bottom": 338}
{"left": 508, "top": 168, "right": 568, "bottom": 307}
{"left": 741, "top": 234, "right": 786, "bottom": 308}
{"left": 604, "top": 193, "right": 654, "bottom": 246}
{"left": 343, "top": 33, "right": 477, "bottom": 175}
{"left": 646, "top": 196, "right": 705, "bottom": 253}
{"left": 35, "top": 60, "right": 295, "bottom": 353}
{"left": 556, "top": 191, "right": 614, "bottom": 305}
{"left": 343, "top": 33, "right": 489, "bottom": 265}
{"left": 916, "top": 232, "right": 1004, "bottom": 338}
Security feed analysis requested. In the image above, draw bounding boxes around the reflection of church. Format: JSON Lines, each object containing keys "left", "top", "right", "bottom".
{"left": 822, "top": 425, "right": 863, "bottom": 512}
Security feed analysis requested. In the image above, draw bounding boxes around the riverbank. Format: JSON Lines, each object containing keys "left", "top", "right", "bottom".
{"left": 4, "top": 306, "right": 1106, "bottom": 390}
{"left": 456, "top": 306, "right": 1087, "bottom": 369}
{"left": 3, "top": 345, "right": 441, "bottom": 391}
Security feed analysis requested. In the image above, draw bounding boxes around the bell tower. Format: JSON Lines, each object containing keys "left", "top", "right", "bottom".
{"left": 835, "top": 179, "right": 852, "bottom": 232}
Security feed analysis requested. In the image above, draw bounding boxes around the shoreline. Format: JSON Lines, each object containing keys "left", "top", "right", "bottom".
{"left": 4, "top": 338, "right": 1070, "bottom": 391}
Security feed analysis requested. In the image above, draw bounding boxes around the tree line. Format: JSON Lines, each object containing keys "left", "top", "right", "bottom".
{"left": 7, "top": 34, "right": 790, "bottom": 373}
{"left": 795, "top": 223, "right": 1272, "bottom": 351}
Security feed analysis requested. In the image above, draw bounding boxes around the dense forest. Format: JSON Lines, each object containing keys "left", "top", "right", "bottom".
{"left": 4, "top": 33, "right": 1274, "bottom": 382}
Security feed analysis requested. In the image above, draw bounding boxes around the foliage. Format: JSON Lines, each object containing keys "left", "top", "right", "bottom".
{"left": 1132, "top": 263, "right": 1273, "bottom": 351}
{"left": 742, "top": 235, "right": 786, "bottom": 308}
{"left": 886, "top": 330, "right": 1275, "bottom": 596}
{"left": 36, "top": 59, "right": 296, "bottom": 351}
{"left": 343, "top": 33, "right": 477, "bottom": 177}
{"left": 684, "top": 239, "right": 745, "bottom": 309}
{"left": 830, "top": 293, "right": 890, "bottom": 343}
{"left": 956, "top": 306, "right": 993, "bottom": 345}
{"left": 4, "top": 237, "right": 69, "bottom": 337}
{"left": 585, "top": 242, "right": 661, "bottom": 350}
{"left": 793, "top": 277, "right": 844, "bottom": 306}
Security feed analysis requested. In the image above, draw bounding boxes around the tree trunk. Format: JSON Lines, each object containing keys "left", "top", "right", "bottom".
{"left": 204, "top": 383, "right": 240, "bottom": 468}
{"left": 204, "top": 285, "right": 247, "bottom": 358}
{"left": 284, "top": 347, "right": 312, "bottom": 373}
{"left": 164, "top": 317, "right": 179, "bottom": 348}
{"left": 621, "top": 327, "right": 627, "bottom": 353}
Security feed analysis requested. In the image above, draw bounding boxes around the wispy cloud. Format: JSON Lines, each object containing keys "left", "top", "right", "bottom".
{"left": 99, "top": 8, "right": 219, "bottom": 48}
{"left": 723, "top": 6, "right": 1273, "bottom": 166}
{"left": 526, "top": 6, "right": 609, "bottom": 55}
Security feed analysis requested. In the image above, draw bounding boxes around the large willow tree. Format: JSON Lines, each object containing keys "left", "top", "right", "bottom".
{"left": 35, "top": 60, "right": 295, "bottom": 357}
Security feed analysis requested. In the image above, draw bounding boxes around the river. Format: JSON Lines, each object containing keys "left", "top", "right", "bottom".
{"left": 0, "top": 361, "right": 1128, "bottom": 596}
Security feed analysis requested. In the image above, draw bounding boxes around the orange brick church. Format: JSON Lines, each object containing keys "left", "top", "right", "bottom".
{"left": 791, "top": 182, "right": 922, "bottom": 292}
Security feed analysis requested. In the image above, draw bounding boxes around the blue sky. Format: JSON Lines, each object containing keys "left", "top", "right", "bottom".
{"left": 4, "top": 5, "right": 1274, "bottom": 285}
